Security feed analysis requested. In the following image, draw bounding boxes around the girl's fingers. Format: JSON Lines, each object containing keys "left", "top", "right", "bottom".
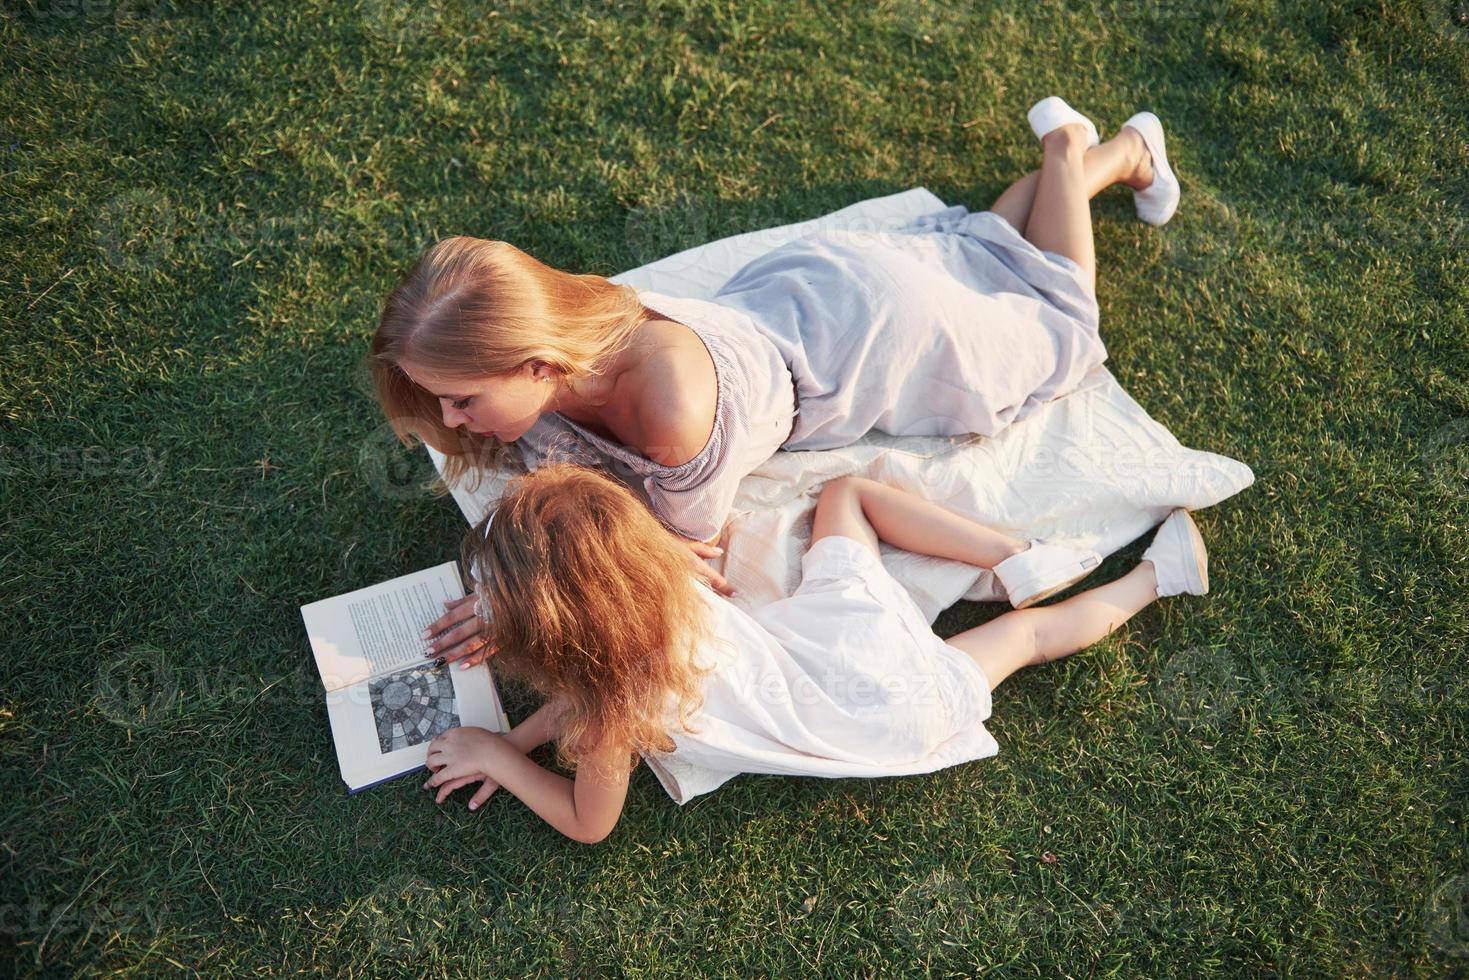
{"left": 423, "top": 773, "right": 478, "bottom": 794}
{"left": 468, "top": 781, "right": 500, "bottom": 810}
{"left": 686, "top": 540, "right": 724, "bottom": 559}
{"left": 435, "top": 773, "right": 480, "bottom": 804}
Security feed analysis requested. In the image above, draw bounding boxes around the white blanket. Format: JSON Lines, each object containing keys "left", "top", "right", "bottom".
{"left": 426, "top": 188, "right": 1255, "bottom": 621}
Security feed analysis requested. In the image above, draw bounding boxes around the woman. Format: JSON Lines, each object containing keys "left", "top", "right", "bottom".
{"left": 373, "top": 97, "right": 1179, "bottom": 652}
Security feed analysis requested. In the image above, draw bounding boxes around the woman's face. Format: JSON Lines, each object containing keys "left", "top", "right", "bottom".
{"left": 398, "top": 358, "right": 558, "bottom": 443}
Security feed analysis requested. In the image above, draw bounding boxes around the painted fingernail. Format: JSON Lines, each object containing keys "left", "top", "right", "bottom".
{"left": 469, "top": 802, "right": 478, "bottom": 810}
{"left": 433, "top": 657, "right": 446, "bottom": 668}
{"left": 710, "top": 547, "right": 724, "bottom": 555}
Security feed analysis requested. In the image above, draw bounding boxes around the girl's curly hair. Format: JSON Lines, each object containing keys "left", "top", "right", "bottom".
{"left": 460, "top": 464, "right": 710, "bottom": 772}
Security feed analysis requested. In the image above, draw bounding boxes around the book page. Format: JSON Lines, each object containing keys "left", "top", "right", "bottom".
{"left": 325, "top": 659, "right": 510, "bottom": 793}
{"left": 345, "top": 581, "right": 442, "bottom": 675}
{"left": 301, "top": 560, "right": 465, "bottom": 692}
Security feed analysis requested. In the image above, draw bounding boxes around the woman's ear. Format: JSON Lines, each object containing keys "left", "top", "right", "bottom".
{"left": 527, "top": 360, "right": 558, "bottom": 383}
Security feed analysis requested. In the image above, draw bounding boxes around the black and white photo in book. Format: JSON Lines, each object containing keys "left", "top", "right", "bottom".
{"left": 301, "top": 559, "right": 509, "bottom": 793}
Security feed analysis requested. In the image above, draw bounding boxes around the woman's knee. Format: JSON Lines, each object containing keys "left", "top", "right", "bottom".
{"left": 1041, "top": 123, "right": 1090, "bottom": 161}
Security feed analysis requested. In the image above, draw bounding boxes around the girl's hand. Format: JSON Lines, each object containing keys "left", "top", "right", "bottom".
{"left": 424, "top": 726, "right": 502, "bottom": 809}
{"left": 675, "top": 533, "right": 736, "bottom": 597}
{"left": 423, "top": 594, "right": 496, "bottom": 669}
{"left": 422, "top": 771, "right": 501, "bottom": 810}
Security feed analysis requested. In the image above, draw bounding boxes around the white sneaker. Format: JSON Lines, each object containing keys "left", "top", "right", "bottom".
{"left": 993, "top": 539, "right": 1104, "bottom": 609}
{"left": 1120, "top": 111, "right": 1180, "bottom": 226}
{"left": 1027, "top": 96, "right": 1100, "bottom": 149}
{"left": 1141, "top": 509, "right": 1209, "bottom": 597}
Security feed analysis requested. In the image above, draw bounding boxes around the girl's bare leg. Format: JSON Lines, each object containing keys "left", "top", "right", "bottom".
{"left": 809, "top": 475, "right": 1163, "bottom": 692}
{"left": 945, "top": 561, "right": 1159, "bottom": 690}
{"left": 811, "top": 476, "right": 1027, "bottom": 569}
{"left": 987, "top": 126, "right": 1154, "bottom": 294}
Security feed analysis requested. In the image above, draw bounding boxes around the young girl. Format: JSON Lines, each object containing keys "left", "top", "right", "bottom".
{"left": 369, "top": 97, "right": 1179, "bottom": 593}
{"left": 421, "top": 465, "right": 1208, "bottom": 844}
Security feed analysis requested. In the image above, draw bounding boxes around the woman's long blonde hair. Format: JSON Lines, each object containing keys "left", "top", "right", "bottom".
{"left": 460, "top": 465, "right": 710, "bottom": 772}
{"left": 368, "top": 237, "right": 648, "bottom": 491}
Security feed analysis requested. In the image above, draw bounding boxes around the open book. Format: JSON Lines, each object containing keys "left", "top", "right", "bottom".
{"left": 300, "top": 560, "right": 510, "bottom": 793}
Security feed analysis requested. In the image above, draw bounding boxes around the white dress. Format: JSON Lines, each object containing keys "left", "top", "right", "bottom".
{"left": 642, "top": 534, "right": 999, "bottom": 804}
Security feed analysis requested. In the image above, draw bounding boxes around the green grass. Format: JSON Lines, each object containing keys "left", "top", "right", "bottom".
{"left": 3, "top": 0, "right": 1467, "bottom": 974}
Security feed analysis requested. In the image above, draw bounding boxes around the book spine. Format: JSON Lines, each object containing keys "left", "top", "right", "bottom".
{"left": 358, "top": 654, "right": 445, "bottom": 686}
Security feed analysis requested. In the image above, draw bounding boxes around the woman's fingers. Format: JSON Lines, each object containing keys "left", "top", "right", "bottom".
{"left": 429, "top": 616, "right": 489, "bottom": 662}
{"left": 424, "top": 595, "right": 480, "bottom": 642}
{"left": 441, "top": 633, "right": 494, "bottom": 666}
{"left": 458, "top": 639, "right": 498, "bottom": 670}
{"left": 691, "top": 561, "right": 736, "bottom": 598}
{"left": 674, "top": 534, "right": 736, "bottom": 597}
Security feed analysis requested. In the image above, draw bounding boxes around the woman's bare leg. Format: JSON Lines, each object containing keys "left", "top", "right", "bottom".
{"left": 987, "top": 126, "right": 1154, "bottom": 294}
{"left": 989, "top": 129, "right": 1151, "bottom": 231}
{"left": 946, "top": 562, "right": 1160, "bottom": 690}
{"left": 811, "top": 476, "right": 1027, "bottom": 568}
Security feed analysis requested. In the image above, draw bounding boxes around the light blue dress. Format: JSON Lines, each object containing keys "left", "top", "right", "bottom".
{"left": 518, "top": 205, "right": 1107, "bottom": 541}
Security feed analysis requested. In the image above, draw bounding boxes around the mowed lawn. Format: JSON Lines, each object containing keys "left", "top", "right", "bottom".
{"left": 3, "top": 0, "right": 1467, "bottom": 974}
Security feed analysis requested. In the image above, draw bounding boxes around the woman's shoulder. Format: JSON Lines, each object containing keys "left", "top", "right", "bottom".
{"left": 621, "top": 319, "right": 719, "bottom": 468}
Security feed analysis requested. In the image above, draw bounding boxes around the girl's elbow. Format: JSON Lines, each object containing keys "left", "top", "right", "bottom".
{"left": 566, "top": 808, "right": 621, "bottom": 844}
{"left": 568, "top": 822, "right": 615, "bottom": 845}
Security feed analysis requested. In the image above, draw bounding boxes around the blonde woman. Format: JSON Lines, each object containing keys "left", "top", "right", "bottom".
{"left": 376, "top": 98, "right": 1181, "bottom": 665}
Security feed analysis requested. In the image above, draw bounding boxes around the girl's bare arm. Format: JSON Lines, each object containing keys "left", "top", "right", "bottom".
{"left": 425, "top": 727, "right": 630, "bottom": 844}
{"left": 487, "top": 738, "right": 631, "bottom": 844}
{"left": 504, "top": 699, "right": 564, "bottom": 754}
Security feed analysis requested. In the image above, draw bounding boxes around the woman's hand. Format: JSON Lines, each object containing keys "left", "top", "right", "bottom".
{"left": 675, "top": 533, "right": 736, "bottom": 597}
{"left": 423, "top": 594, "right": 496, "bottom": 669}
{"left": 423, "top": 726, "right": 503, "bottom": 810}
